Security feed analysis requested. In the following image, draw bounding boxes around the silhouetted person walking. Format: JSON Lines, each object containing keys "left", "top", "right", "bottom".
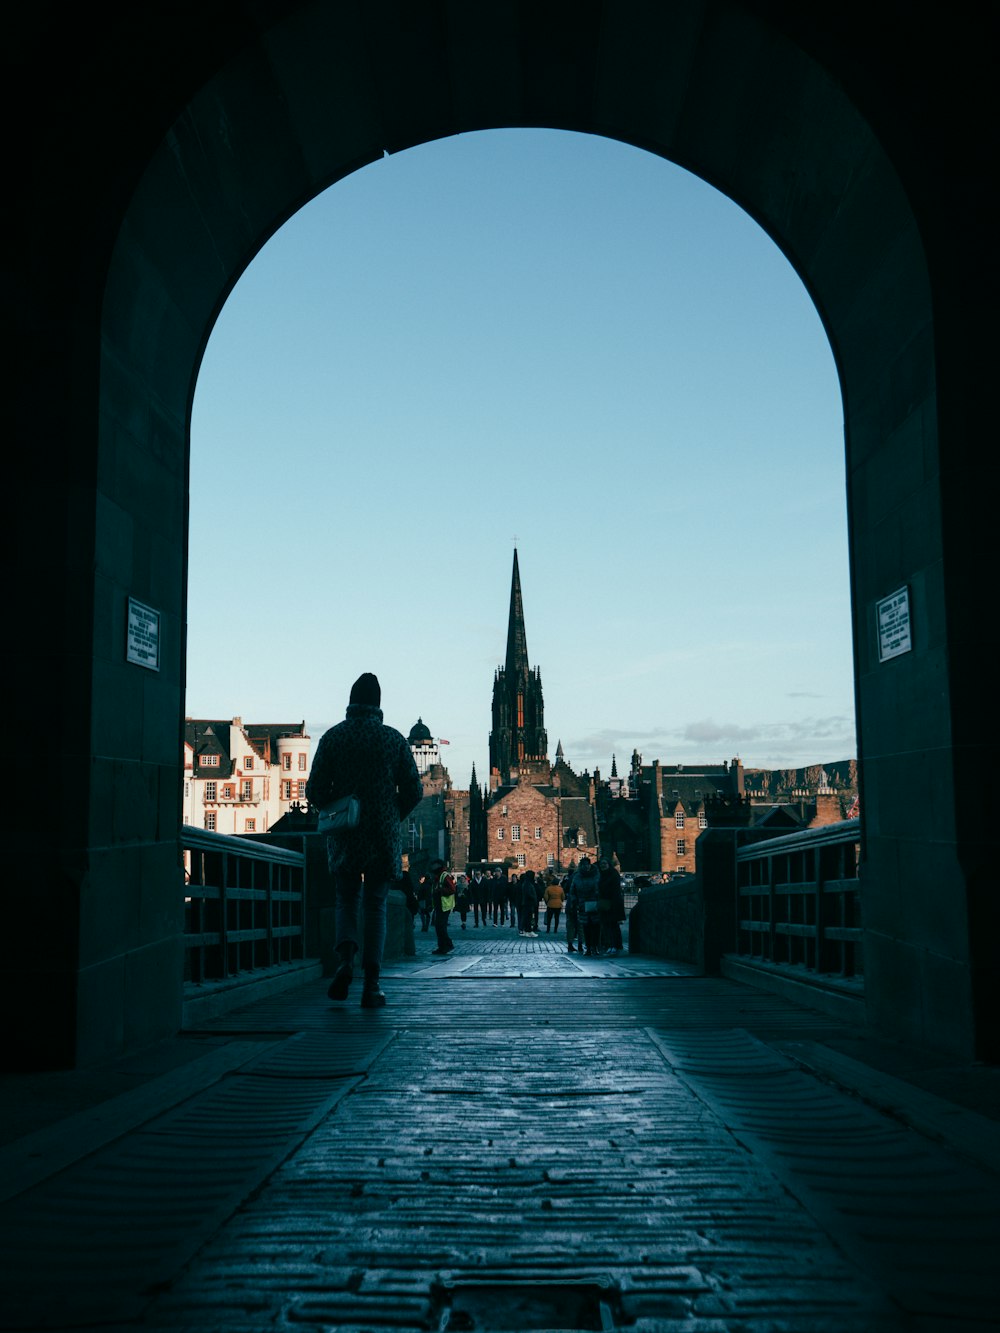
{"left": 306, "top": 672, "right": 422, "bottom": 1008}
{"left": 519, "top": 869, "right": 539, "bottom": 936}
{"left": 597, "top": 858, "right": 625, "bottom": 954}
{"left": 571, "top": 856, "right": 602, "bottom": 956}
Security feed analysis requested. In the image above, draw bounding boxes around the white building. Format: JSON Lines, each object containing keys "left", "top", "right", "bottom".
{"left": 407, "top": 718, "right": 440, "bottom": 775}
{"left": 183, "top": 717, "right": 311, "bottom": 836}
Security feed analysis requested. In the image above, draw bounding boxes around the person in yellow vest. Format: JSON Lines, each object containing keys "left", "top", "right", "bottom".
{"left": 431, "top": 860, "right": 456, "bottom": 955}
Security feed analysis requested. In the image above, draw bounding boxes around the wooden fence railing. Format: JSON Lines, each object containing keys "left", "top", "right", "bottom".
{"left": 182, "top": 825, "right": 306, "bottom": 987}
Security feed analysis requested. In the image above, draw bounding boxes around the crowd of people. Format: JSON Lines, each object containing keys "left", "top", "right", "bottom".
{"left": 405, "top": 856, "right": 627, "bottom": 958}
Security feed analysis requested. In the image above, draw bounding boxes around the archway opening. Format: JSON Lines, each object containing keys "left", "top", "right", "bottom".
{"left": 187, "top": 128, "right": 853, "bottom": 820}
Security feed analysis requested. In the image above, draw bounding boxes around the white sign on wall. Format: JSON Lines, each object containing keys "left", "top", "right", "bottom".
{"left": 127, "top": 596, "right": 161, "bottom": 671}
{"left": 876, "top": 586, "right": 912, "bottom": 663}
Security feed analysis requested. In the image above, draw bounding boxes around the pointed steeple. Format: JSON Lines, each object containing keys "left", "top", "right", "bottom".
{"left": 505, "top": 548, "right": 529, "bottom": 679}
{"left": 611, "top": 753, "right": 618, "bottom": 777}
{"left": 490, "top": 548, "right": 547, "bottom": 786}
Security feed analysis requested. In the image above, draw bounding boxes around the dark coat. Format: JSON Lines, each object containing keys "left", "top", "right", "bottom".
{"left": 520, "top": 873, "right": 538, "bottom": 913}
{"left": 599, "top": 865, "right": 626, "bottom": 922}
{"left": 306, "top": 702, "right": 422, "bottom": 879}
{"left": 570, "top": 862, "right": 601, "bottom": 918}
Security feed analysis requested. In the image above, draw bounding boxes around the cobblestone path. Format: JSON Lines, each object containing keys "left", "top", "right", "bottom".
{"left": 1, "top": 937, "right": 997, "bottom": 1331}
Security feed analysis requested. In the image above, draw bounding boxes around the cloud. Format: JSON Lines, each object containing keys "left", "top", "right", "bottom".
{"left": 562, "top": 714, "right": 856, "bottom": 774}
{"left": 681, "top": 719, "right": 761, "bottom": 744}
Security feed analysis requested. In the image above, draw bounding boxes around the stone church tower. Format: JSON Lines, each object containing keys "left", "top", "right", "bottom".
{"left": 489, "top": 550, "right": 548, "bottom": 789}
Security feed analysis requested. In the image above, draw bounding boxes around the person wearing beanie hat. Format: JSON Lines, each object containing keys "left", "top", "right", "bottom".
{"left": 349, "top": 672, "right": 381, "bottom": 707}
{"left": 306, "top": 672, "right": 422, "bottom": 1008}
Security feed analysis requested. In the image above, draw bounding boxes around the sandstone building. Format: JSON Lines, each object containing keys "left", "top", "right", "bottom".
{"left": 596, "top": 752, "right": 858, "bottom": 875}
{"left": 183, "top": 718, "right": 311, "bottom": 836}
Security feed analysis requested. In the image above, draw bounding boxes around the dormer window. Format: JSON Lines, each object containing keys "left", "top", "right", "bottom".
{"left": 675, "top": 811, "right": 685, "bottom": 829}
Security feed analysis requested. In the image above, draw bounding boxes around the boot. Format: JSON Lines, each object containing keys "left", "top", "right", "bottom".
{"left": 327, "top": 944, "right": 356, "bottom": 1000}
{"left": 361, "top": 969, "right": 386, "bottom": 1008}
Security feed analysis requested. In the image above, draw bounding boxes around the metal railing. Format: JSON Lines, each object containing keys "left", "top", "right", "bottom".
{"left": 735, "top": 819, "right": 862, "bottom": 981}
{"left": 182, "top": 825, "right": 306, "bottom": 986}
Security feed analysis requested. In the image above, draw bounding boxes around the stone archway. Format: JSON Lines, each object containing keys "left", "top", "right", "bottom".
{"left": 10, "top": 2, "right": 990, "bottom": 1066}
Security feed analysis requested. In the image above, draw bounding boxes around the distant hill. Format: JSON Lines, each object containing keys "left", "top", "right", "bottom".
{"left": 743, "top": 759, "right": 857, "bottom": 796}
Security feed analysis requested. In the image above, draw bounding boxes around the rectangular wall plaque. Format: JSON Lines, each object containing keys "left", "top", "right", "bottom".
{"left": 876, "top": 586, "right": 912, "bottom": 662}
{"left": 127, "top": 596, "right": 161, "bottom": 671}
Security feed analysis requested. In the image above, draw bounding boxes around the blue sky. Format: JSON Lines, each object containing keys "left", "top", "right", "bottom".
{"left": 188, "top": 128, "right": 853, "bottom": 787}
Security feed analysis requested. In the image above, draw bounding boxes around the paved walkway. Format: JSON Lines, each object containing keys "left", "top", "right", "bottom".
{"left": 1, "top": 930, "right": 998, "bottom": 1331}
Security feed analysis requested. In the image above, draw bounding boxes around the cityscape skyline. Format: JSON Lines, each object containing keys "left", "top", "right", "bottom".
{"left": 187, "top": 128, "right": 855, "bottom": 787}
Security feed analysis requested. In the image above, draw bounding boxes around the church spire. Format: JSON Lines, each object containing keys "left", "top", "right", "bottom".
{"left": 489, "top": 549, "right": 548, "bottom": 787}
{"left": 505, "top": 548, "right": 529, "bottom": 679}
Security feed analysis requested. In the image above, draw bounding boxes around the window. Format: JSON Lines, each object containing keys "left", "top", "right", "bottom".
{"left": 282, "top": 753, "right": 292, "bottom": 770}
{"left": 244, "top": 756, "right": 254, "bottom": 770}
{"left": 698, "top": 811, "right": 707, "bottom": 829}
{"left": 184, "top": 781, "right": 189, "bottom": 797}
{"left": 675, "top": 810, "right": 685, "bottom": 829}
{"left": 501, "top": 804, "right": 508, "bottom": 816}
{"left": 497, "top": 827, "right": 505, "bottom": 841}
{"left": 282, "top": 780, "right": 292, "bottom": 800}
{"left": 512, "top": 824, "right": 521, "bottom": 842}
{"left": 245, "top": 818, "right": 256, "bottom": 832}
{"left": 241, "top": 780, "right": 253, "bottom": 801}
{"left": 298, "top": 753, "right": 307, "bottom": 770}
{"left": 205, "top": 811, "right": 217, "bottom": 831}
{"left": 204, "top": 781, "right": 216, "bottom": 801}
{"left": 534, "top": 826, "right": 542, "bottom": 839}
{"left": 516, "top": 853, "right": 525, "bottom": 867}
{"left": 222, "top": 784, "right": 234, "bottom": 801}
{"left": 577, "top": 830, "right": 587, "bottom": 846}
{"left": 677, "top": 839, "right": 687, "bottom": 856}
{"left": 547, "top": 854, "right": 555, "bottom": 866}
{"left": 201, "top": 753, "right": 219, "bottom": 767}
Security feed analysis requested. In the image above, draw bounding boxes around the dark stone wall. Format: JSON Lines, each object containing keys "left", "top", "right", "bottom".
{"left": 628, "top": 829, "right": 743, "bottom": 973}
{"left": 630, "top": 883, "right": 705, "bottom": 969}
{"left": 6, "top": 1, "right": 992, "bottom": 1065}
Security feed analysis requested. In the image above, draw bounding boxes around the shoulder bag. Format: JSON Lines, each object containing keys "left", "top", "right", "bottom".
{"left": 317, "top": 793, "right": 361, "bottom": 834}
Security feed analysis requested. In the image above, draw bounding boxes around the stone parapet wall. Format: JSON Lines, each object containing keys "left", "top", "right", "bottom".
{"left": 629, "top": 882, "right": 704, "bottom": 967}
{"left": 628, "top": 828, "right": 742, "bottom": 973}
